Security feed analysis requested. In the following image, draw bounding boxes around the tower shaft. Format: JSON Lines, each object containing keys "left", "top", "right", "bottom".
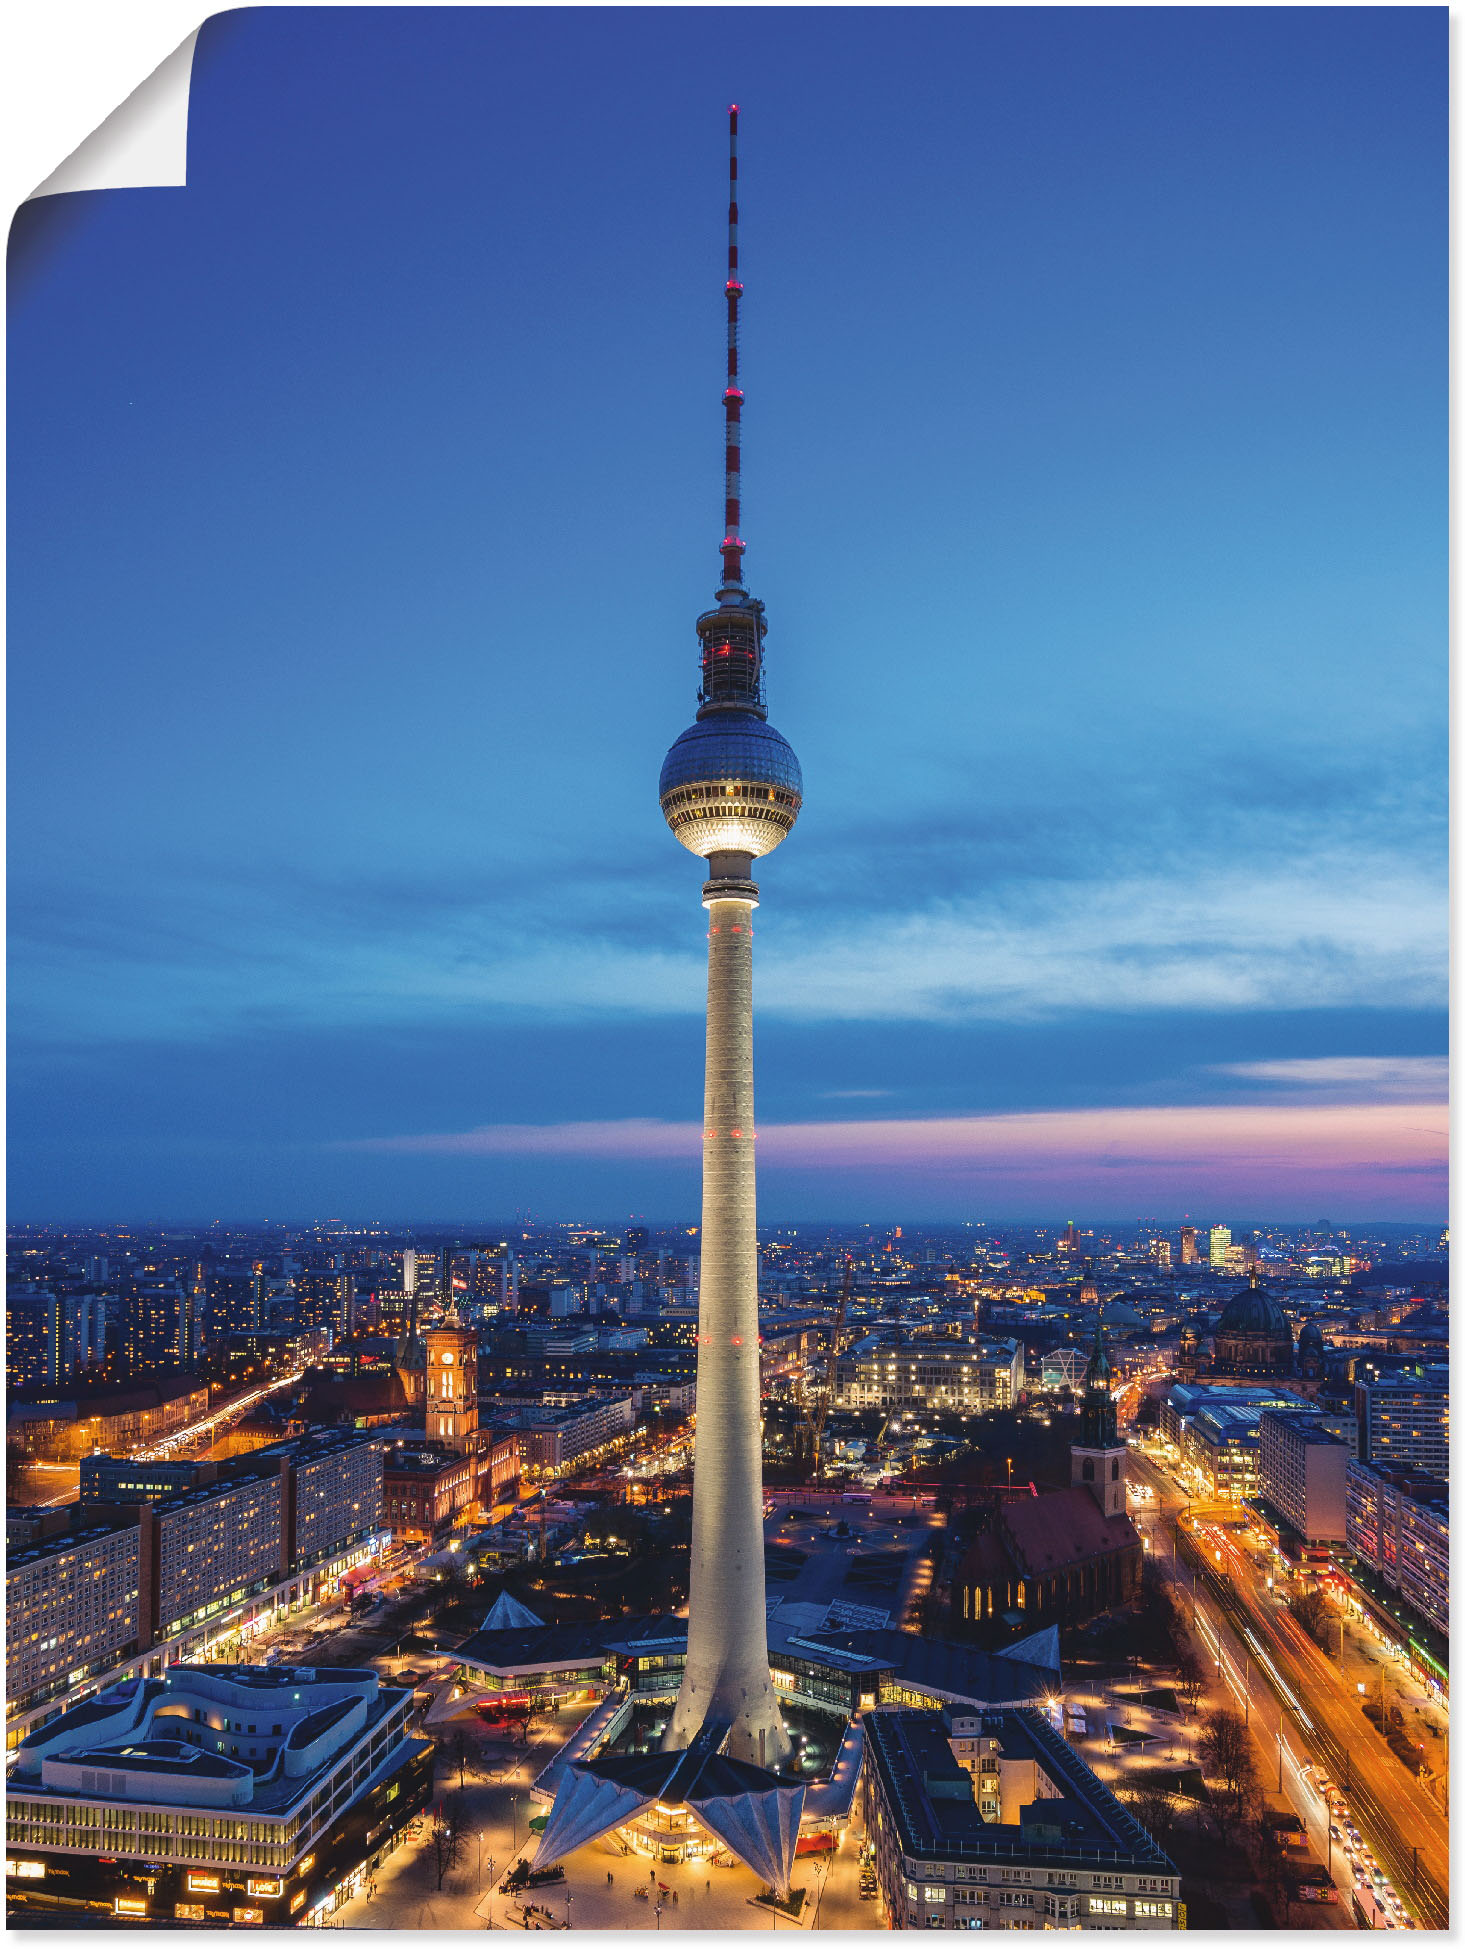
{"left": 665, "top": 880, "right": 789, "bottom": 1768}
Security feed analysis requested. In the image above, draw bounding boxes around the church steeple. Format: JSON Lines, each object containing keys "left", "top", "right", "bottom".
{"left": 1071, "top": 1319, "right": 1125, "bottom": 1516}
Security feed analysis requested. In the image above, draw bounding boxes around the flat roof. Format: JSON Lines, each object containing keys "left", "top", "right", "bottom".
{"left": 865, "top": 1707, "right": 1175, "bottom": 1873}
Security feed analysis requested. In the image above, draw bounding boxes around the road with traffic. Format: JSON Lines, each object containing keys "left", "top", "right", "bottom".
{"left": 1130, "top": 1447, "right": 1447, "bottom": 1929}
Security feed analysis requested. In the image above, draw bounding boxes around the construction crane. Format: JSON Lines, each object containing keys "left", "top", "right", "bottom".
{"left": 805, "top": 1256, "right": 855, "bottom": 1479}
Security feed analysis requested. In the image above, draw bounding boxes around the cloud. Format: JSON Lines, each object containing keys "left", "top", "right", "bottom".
{"left": 1206, "top": 1056, "right": 1448, "bottom": 1102}
{"left": 347, "top": 1097, "right": 1446, "bottom": 1190}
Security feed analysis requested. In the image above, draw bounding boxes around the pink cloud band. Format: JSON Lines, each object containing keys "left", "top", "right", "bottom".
{"left": 347, "top": 1100, "right": 1445, "bottom": 1186}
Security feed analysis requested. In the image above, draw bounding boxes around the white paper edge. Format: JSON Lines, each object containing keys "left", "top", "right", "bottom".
{"left": 27, "top": 26, "right": 200, "bottom": 201}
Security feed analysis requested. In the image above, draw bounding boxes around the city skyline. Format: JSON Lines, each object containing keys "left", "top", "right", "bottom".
{"left": 9, "top": 8, "right": 1444, "bottom": 1221}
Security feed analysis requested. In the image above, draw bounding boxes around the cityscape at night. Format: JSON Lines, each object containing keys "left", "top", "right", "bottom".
{"left": 7, "top": 5, "right": 1444, "bottom": 1937}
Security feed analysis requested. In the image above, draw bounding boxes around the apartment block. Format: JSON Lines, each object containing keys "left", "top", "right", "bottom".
{"left": 1345, "top": 1460, "right": 1448, "bottom": 1637}
{"left": 1257, "top": 1410, "right": 1348, "bottom": 1543}
{"left": 143, "top": 1471, "right": 288, "bottom": 1643}
{"left": 1356, "top": 1370, "right": 1449, "bottom": 1479}
{"left": 7, "top": 1525, "right": 142, "bottom": 1717}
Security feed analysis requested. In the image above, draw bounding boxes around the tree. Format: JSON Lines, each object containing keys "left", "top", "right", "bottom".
{"left": 1123, "top": 1784, "right": 1179, "bottom": 1852}
{"left": 429, "top": 1791, "right": 465, "bottom": 1890}
{"left": 446, "top": 1724, "right": 479, "bottom": 1791}
{"left": 1175, "top": 1646, "right": 1205, "bottom": 1714}
{"left": 1199, "top": 1707, "right": 1257, "bottom": 1829}
{"left": 1252, "top": 1809, "right": 1287, "bottom": 1895}
{"left": 1289, "top": 1589, "right": 1335, "bottom": 1653}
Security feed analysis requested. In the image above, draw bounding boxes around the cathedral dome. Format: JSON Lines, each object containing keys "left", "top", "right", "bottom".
{"left": 1215, "top": 1284, "right": 1290, "bottom": 1339}
{"left": 1297, "top": 1318, "right": 1326, "bottom": 1352}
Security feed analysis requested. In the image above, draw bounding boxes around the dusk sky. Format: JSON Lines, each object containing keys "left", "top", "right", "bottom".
{"left": 9, "top": 6, "right": 1445, "bottom": 1224}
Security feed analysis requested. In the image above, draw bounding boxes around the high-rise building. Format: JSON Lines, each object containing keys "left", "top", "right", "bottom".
{"left": 1356, "top": 1368, "right": 1449, "bottom": 1479}
{"left": 119, "top": 1283, "right": 188, "bottom": 1375}
{"left": 203, "top": 1262, "right": 261, "bottom": 1342}
{"left": 1150, "top": 1237, "right": 1172, "bottom": 1270}
{"left": 655, "top": 107, "right": 802, "bottom": 1772}
{"left": 1207, "top": 1224, "right": 1232, "bottom": 1269}
{"left": 1058, "top": 1220, "right": 1080, "bottom": 1255}
{"left": 6, "top": 1291, "right": 53, "bottom": 1390}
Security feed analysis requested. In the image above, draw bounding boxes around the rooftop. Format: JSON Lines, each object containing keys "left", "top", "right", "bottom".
{"left": 11, "top": 1664, "right": 406, "bottom": 1816}
{"left": 866, "top": 1706, "right": 1175, "bottom": 1873}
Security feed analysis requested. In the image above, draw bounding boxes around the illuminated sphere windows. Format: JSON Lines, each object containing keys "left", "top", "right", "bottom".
{"left": 659, "top": 711, "right": 803, "bottom": 861}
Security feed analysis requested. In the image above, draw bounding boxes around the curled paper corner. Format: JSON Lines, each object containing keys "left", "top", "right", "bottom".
{"left": 27, "top": 27, "right": 201, "bottom": 201}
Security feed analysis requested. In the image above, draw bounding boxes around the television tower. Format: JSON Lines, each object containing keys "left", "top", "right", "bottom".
{"left": 659, "top": 105, "right": 801, "bottom": 1770}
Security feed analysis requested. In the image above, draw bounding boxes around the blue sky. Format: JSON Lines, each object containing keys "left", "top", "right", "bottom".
{"left": 9, "top": 6, "right": 1445, "bottom": 1222}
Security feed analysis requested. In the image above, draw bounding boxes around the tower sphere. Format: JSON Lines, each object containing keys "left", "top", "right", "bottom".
{"left": 659, "top": 710, "right": 802, "bottom": 860}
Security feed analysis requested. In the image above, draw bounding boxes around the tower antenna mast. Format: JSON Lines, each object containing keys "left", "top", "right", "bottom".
{"left": 720, "top": 104, "right": 745, "bottom": 597}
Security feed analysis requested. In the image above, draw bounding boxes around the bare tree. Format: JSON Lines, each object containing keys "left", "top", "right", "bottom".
{"left": 1200, "top": 1707, "right": 1258, "bottom": 1838}
{"left": 1123, "top": 1784, "right": 1179, "bottom": 1852}
{"left": 1252, "top": 1809, "right": 1287, "bottom": 1896}
{"left": 1289, "top": 1589, "right": 1335, "bottom": 1653}
{"left": 429, "top": 1792, "right": 465, "bottom": 1890}
{"left": 446, "top": 1724, "right": 478, "bottom": 1791}
{"left": 1175, "top": 1646, "right": 1205, "bottom": 1715}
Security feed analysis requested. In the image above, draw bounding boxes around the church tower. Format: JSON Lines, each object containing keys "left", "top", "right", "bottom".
{"left": 425, "top": 1299, "right": 478, "bottom": 1454}
{"left": 1070, "top": 1320, "right": 1126, "bottom": 1517}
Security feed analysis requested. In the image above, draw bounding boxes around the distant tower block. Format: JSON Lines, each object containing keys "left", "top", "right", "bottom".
{"left": 425, "top": 1297, "right": 478, "bottom": 1455}
{"left": 659, "top": 105, "right": 798, "bottom": 1773}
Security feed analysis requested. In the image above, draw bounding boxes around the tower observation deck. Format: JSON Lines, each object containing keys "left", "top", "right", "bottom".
{"left": 657, "top": 105, "right": 798, "bottom": 1773}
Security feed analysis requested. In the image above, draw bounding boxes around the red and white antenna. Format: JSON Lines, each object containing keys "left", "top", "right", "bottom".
{"left": 720, "top": 104, "right": 745, "bottom": 594}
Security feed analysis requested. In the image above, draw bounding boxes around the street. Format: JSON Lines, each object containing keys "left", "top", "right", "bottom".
{"left": 1131, "top": 1448, "right": 1447, "bottom": 1929}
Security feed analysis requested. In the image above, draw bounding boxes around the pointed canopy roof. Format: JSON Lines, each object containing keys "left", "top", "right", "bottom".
{"left": 482, "top": 1589, "right": 544, "bottom": 1632}
{"left": 995, "top": 1624, "right": 1062, "bottom": 1676}
{"left": 535, "top": 1719, "right": 806, "bottom": 1896}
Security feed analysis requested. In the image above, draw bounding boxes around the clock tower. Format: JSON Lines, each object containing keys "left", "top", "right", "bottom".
{"left": 425, "top": 1301, "right": 478, "bottom": 1455}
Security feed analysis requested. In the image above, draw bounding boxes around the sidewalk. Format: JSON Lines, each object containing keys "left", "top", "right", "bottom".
{"left": 332, "top": 1705, "right": 877, "bottom": 1933}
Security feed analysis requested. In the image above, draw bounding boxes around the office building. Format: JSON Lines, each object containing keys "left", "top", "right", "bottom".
{"left": 6, "top": 1664, "right": 433, "bottom": 1926}
{"left": 1207, "top": 1225, "right": 1232, "bottom": 1270}
{"left": 1356, "top": 1369, "right": 1449, "bottom": 1479}
{"left": 834, "top": 1337, "right": 1024, "bottom": 1412}
{"left": 494, "top": 1394, "right": 634, "bottom": 1473}
{"left": 1160, "top": 1383, "right": 1306, "bottom": 1501}
{"left": 381, "top": 1443, "right": 479, "bottom": 1541}
{"left": 79, "top": 1455, "right": 209, "bottom": 1504}
{"left": 1256, "top": 1409, "right": 1348, "bottom": 1543}
{"left": 862, "top": 1708, "right": 1179, "bottom": 1930}
{"left": 1179, "top": 1226, "right": 1198, "bottom": 1266}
